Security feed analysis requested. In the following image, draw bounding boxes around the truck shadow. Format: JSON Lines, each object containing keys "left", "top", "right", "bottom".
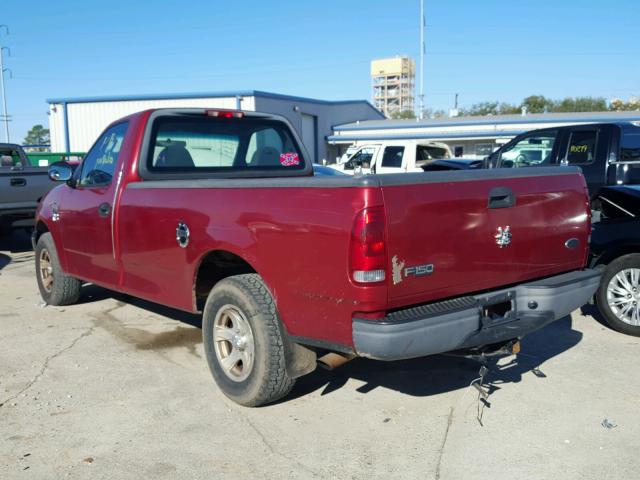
{"left": 78, "top": 284, "right": 202, "bottom": 328}
{"left": 579, "top": 304, "right": 610, "bottom": 330}
{"left": 76, "top": 284, "right": 583, "bottom": 403}
{"left": 289, "top": 315, "right": 582, "bottom": 402}
{"left": 0, "top": 230, "right": 34, "bottom": 270}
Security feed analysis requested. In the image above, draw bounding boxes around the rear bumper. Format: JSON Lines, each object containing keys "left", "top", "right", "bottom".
{"left": 352, "top": 268, "right": 602, "bottom": 361}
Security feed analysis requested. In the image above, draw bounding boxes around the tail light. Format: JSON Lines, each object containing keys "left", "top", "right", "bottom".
{"left": 350, "top": 206, "right": 387, "bottom": 284}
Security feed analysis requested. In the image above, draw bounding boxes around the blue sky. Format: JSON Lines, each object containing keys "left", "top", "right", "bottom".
{"left": 2, "top": 0, "right": 639, "bottom": 145}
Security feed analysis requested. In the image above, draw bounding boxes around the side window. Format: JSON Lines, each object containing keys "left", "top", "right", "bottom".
{"left": 620, "top": 132, "right": 640, "bottom": 161}
{"left": 498, "top": 131, "right": 557, "bottom": 168}
{"left": 0, "top": 148, "right": 24, "bottom": 167}
{"left": 565, "top": 130, "right": 597, "bottom": 164}
{"left": 417, "top": 145, "right": 450, "bottom": 161}
{"left": 79, "top": 122, "right": 128, "bottom": 187}
{"left": 381, "top": 146, "right": 404, "bottom": 168}
{"left": 475, "top": 143, "right": 494, "bottom": 157}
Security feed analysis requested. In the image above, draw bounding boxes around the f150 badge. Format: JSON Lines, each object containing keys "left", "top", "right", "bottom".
{"left": 392, "top": 255, "right": 434, "bottom": 285}
{"left": 495, "top": 226, "right": 512, "bottom": 248}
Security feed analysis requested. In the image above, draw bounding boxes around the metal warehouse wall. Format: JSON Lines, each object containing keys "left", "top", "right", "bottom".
{"left": 254, "top": 97, "right": 384, "bottom": 163}
{"left": 49, "top": 97, "right": 256, "bottom": 152}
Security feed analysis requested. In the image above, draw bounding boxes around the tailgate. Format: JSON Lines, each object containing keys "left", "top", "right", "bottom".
{"left": 382, "top": 168, "right": 590, "bottom": 308}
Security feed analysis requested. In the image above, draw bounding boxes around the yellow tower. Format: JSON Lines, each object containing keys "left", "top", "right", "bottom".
{"left": 371, "top": 56, "right": 416, "bottom": 118}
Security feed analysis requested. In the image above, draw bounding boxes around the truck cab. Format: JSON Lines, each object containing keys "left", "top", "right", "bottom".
{"left": 332, "top": 140, "right": 452, "bottom": 175}
{"left": 489, "top": 122, "right": 640, "bottom": 198}
{"left": 0, "top": 143, "right": 61, "bottom": 232}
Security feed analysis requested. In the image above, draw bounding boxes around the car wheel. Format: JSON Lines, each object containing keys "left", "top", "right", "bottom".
{"left": 596, "top": 253, "right": 640, "bottom": 337}
{"left": 202, "top": 274, "right": 295, "bottom": 406}
{"left": 35, "top": 233, "right": 82, "bottom": 306}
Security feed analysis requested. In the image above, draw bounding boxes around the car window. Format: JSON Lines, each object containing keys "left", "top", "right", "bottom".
{"left": 0, "top": 147, "right": 24, "bottom": 167}
{"left": 416, "top": 145, "right": 450, "bottom": 161}
{"left": 620, "top": 132, "right": 640, "bottom": 162}
{"left": 344, "top": 147, "right": 375, "bottom": 170}
{"left": 498, "top": 131, "right": 557, "bottom": 168}
{"left": 79, "top": 122, "right": 128, "bottom": 187}
{"left": 381, "top": 146, "right": 404, "bottom": 168}
{"left": 148, "top": 116, "right": 304, "bottom": 171}
{"left": 475, "top": 143, "right": 494, "bottom": 157}
{"left": 565, "top": 130, "right": 597, "bottom": 164}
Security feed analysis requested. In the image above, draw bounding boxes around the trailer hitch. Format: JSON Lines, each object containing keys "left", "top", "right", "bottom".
{"left": 448, "top": 339, "right": 521, "bottom": 425}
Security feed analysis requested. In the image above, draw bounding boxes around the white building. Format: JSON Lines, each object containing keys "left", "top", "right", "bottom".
{"left": 329, "top": 111, "right": 640, "bottom": 159}
{"left": 47, "top": 90, "right": 384, "bottom": 163}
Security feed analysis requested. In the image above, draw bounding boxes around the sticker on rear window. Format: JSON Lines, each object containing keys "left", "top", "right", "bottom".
{"left": 279, "top": 152, "right": 300, "bottom": 166}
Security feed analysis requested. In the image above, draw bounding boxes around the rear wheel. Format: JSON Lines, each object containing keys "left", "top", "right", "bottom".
{"left": 596, "top": 254, "right": 640, "bottom": 337}
{"left": 202, "top": 274, "right": 295, "bottom": 406}
{"left": 35, "top": 233, "right": 81, "bottom": 306}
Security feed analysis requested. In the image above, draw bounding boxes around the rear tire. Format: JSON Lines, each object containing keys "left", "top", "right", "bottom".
{"left": 596, "top": 254, "right": 640, "bottom": 337}
{"left": 35, "top": 233, "right": 81, "bottom": 306}
{"left": 202, "top": 274, "right": 295, "bottom": 406}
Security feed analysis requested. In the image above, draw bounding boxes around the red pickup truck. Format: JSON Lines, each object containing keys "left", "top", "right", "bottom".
{"left": 33, "top": 108, "right": 600, "bottom": 406}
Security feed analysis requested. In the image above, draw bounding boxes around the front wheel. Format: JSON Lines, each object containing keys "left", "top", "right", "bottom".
{"left": 202, "top": 274, "right": 295, "bottom": 406}
{"left": 35, "top": 233, "right": 82, "bottom": 306}
{"left": 596, "top": 254, "right": 640, "bottom": 337}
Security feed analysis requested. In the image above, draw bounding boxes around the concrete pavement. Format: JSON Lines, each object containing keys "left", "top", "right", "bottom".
{"left": 1, "top": 230, "right": 638, "bottom": 480}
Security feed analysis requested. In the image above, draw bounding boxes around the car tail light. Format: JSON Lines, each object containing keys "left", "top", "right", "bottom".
{"left": 350, "top": 206, "right": 387, "bottom": 284}
{"left": 205, "top": 109, "right": 244, "bottom": 118}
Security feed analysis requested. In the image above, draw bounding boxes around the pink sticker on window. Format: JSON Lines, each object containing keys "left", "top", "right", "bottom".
{"left": 279, "top": 152, "right": 300, "bottom": 166}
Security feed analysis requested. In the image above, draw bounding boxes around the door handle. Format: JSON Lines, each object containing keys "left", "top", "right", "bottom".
{"left": 488, "top": 186, "right": 516, "bottom": 209}
{"left": 10, "top": 177, "right": 26, "bottom": 187}
{"left": 98, "top": 203, "right": 111, "bottom": 217}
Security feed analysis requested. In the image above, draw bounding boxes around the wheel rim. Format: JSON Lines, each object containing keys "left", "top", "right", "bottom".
{"left": 39, "top": 248, "right": 54, "bottom": 293}
{"left": 606, "top": 268, "right": 640, "bottom": 326}
{"left": 213, "top": 305, "right": 255, "bottom": 382}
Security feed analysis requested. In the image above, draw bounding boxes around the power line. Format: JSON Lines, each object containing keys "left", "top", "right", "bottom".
{"left": 0, "top": 25, "right": 10, "bottom": 143}
{"left": 418, "top": 0, "right": 425, "bottom": 119}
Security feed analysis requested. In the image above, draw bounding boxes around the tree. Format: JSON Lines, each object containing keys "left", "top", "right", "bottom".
{"left": 521, "top": 95, "right": 553, "bottom": 114}
{"left": 460, "top": 101, "right": 519, "bottom": 116}
{"left": 390, "top": 110, "right": 416, "bottom": 119}
{"left": 553, "top": 96, "right": 607, "bottom": 112}
{"left": 422, "top": 108, "right": 447, "bottom": 119}
{"left": 609, "top": 97, "right": 640, "bottom": 112}
{"left": 23, "top": 125, "right": 50, "bottom": 150}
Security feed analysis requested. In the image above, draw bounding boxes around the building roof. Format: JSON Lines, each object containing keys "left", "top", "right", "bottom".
{"left": 334, "top": 110, "right": 640, "bottom": 131}
{"left": 327, "top": 130, "right": 527, "bottom": 143}
{"left": 46, "top": 90, "right": 384, "bottom": 115}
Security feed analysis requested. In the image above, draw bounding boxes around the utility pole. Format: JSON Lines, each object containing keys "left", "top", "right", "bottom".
{"left": 418, "top": 0, "right": 425, "bottom": 119}
{"left": 0, "top": 25, "right": 10, "bottom": 142}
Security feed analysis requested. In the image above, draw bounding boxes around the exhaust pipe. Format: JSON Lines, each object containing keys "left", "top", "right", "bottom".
{"left": 317, "top": 352, "right": 355, "bottom": 370}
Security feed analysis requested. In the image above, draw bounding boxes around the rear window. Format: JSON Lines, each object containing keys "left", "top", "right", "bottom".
{"left": 621, "top": 131, "right": 640, "bottom": 162}
{"left": 147, "top": 116, "right": 305, "bottom": 172}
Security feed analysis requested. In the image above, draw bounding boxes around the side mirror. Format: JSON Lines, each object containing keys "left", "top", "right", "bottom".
{"left": 48, "top": 161, "right": 74, "bottom": 182}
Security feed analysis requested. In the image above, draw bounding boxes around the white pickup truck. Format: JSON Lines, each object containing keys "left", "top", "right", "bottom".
{"left": 331, "top": 140, "right": 452, "bottom": 175}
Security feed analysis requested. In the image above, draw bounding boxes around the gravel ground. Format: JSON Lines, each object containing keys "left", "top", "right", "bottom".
{"left": 1, "top": 230, "right": 639, "bottom": 480}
